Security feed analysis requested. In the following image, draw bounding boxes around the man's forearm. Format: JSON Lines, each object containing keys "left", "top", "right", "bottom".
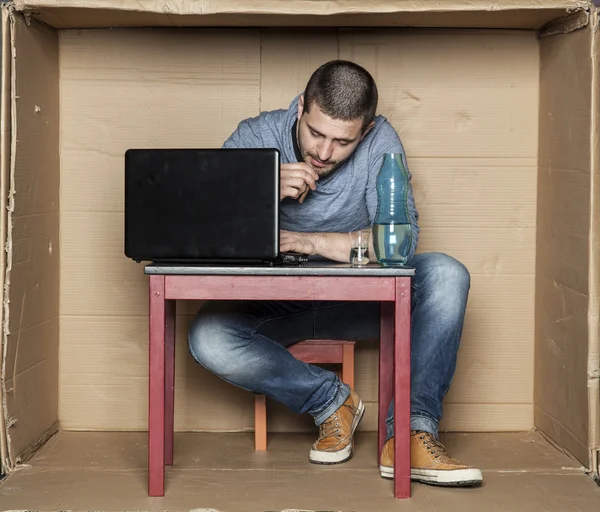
{"left": 309, "top": 231, "right": 377, "bottom": 263}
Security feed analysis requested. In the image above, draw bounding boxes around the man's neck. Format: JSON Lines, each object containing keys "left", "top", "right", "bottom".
{"left": 291, "top": 119, "right": 303, "bottom": 162}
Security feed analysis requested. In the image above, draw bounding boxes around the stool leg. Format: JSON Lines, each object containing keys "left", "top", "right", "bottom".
{"left": 255, "top": 395, "right": 267, "bottom": 451}
{"left": 165, "top": 300, "right": 176, "bottom": 466}
{"left": 341, "top": 344, "right": 355, "bottom": 389}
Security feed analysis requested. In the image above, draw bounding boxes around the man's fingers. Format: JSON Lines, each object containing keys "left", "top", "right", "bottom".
{"left": 284, "top": 176, "right": 310, "bottom": 190}
{"left": 282, "top": 162, "right": 319, "bottom": 180}
{"left": 280, "top": 242, "right": 296, "bottom": 253}
{"left": 282, "top": 166, "right": 318, "bottom": 189}
{"left": 281, "top": 185, "right": 303, "bottom": 200}
{"left": 282, "top": 170, "right": 316, "bottom": 190}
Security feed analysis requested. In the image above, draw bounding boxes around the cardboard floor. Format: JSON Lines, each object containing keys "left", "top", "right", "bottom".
{"left": 0, "top": 431, "right": 599, "bottom": 511}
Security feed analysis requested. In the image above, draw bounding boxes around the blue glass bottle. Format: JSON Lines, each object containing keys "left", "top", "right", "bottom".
{"left": 372, "top": 153, "right": 413, "bottom": 267}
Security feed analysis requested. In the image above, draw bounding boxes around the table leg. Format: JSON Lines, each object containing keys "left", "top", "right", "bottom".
{"left": 394, "top": 277, "right": 412, "bottom": 498}
{"left": 165, "top": 300, "right": 176, "bottom": 466}
{"left": 149, "top": 275, "right": 166, "bottom": 497}
{"left": 378, "top": 302, "right": 394, "bottom": 459}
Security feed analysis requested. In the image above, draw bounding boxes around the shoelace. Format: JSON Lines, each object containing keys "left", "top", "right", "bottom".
{"left": 319, "top": 413, "right": 341, "bottom": 439}
{"left": 319, "top": 402, "right": 360, "bottom": 440}
{"left": 418, "top": 433, "right": 448, "bottom": 459}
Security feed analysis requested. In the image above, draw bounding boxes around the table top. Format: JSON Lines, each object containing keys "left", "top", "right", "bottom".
{"left": 144, "top": 261, "right": 415, "bottom": 277}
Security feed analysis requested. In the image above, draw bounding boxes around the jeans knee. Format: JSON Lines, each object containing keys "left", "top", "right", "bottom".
{"left": 419, "top": 252, "right": 470, "bottom": 292}
{"left": 188, "top": 312, "right": 229, "bottom": 371}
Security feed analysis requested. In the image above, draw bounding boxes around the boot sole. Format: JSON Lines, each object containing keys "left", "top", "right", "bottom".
{"left": 309, "top": 400, "right": 365, "bottom": 465}
{"left": 380, "top": 466, "right": 483, "bottom": 487}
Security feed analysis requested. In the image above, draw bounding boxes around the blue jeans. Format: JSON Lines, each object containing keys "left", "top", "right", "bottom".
{"left": 188, "top": 252, "right": 470, "bottom": 441}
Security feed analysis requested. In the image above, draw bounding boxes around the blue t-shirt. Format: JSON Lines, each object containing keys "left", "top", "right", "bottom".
{"left": 222, "top": 95, "right": 420, "bottom": 259}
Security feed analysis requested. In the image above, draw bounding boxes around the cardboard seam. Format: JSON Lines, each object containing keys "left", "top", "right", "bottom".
{"left": 13, "top": 420, "right": 57, "bottom": 465}
{"left": 0, "top": 7, "right": 17, "bottom": 472}
{"left": 535, "top": 406, "right": 591, "bottom": 468}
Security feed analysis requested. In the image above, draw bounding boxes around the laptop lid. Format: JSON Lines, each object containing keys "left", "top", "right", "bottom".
{"left": 124, "top": 148, "right": 280, "bottom": 262}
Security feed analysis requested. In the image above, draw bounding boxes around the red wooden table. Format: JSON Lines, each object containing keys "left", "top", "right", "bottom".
{"left": 145, "top": 263, "right": 414, "bottom": 499}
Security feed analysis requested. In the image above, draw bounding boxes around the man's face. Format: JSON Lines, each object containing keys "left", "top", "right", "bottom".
{"left": 296, "top": 95, "right": 372, "bottom": 177}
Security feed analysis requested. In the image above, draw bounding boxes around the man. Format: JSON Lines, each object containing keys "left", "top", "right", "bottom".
{"left": 188, "top": 60, "right": 483, "bottom": 487}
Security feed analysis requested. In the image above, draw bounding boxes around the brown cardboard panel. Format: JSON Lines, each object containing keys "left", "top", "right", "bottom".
{"left": 537, "top": 170, "right": 590, "bottom": 297}
{"left": 411, "top": 159, "right": 537, "bottom": 229}
{"left": 2, "top": 14, "right": 60, "bottom": 467}
{"left": 439, "top": 403, "right": 533, "bottom": 432}
{"left": 0, "top": 6, "right": 12, "bottom": 470}
{"left": 13, "top": 0, "right": 587, "bottom": 30}
{"left": 26, "top": 10, "right": 585, "bottom": 31}
{"left": 3, "top": 432, "right": 599, "bottom": 512}
{"left": 340, "top": 29, "right": 539, "bottom": 159}
{"left": 535, "top": 278, "right": 590, "bottom": 464}
{"left": 14, "top": 0, "right": 588, "bottom": 13}
{"left": 536, "top": 19, "right": 593, "bottom": 467}
{"left": 535, "top": 405, "right": 590, "bottom": 469}
{"left": 589, "top": 9, "right": 600, "bottom": 477}
{"left": 3, "top": 323, "right": 59, "bottom": 458}
{"left": 27, "top": 431, "right": 580, "bottom": 474}
{"left": 416, "top": 227, "right": 535, "bottom": 273}
{"left": 260, "top": 32, "right": 339, "bottom": 112}
{"left": 58, "top": 28, "right": 260, "bottom": 148}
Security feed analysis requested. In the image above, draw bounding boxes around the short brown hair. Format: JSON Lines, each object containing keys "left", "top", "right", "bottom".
{"left": 303, "top": 60, "right": 378, "bottom": 130}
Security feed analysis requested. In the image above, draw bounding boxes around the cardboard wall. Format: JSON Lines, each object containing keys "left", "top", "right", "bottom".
{"left": 59, "top": 27, "right": 539, "bottom": 433}
{"left": 1, "top": 15, "right": 60, "bottom": 465}
{"left": 535, "top": 13, "right": 596, "bottom": 467}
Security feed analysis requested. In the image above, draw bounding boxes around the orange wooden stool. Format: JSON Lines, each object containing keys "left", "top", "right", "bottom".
{"left": 254, "top": 339, "right": 356, "bottom": 451}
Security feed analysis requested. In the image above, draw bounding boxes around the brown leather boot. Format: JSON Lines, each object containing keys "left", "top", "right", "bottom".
{"left": 309, "top": 389, "right": 365, "bottom": 464}
{"left": 380, "top": 431, "right": 483, "bottom": 486}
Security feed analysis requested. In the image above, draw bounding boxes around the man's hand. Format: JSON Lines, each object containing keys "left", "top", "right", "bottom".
{"left": 280, "top": 229, "right": 376, "bottom": 263}
{"left": 280, "top": 163, "right": 319, "bottom": 203}
{"left": 280, "top": 230, "right": 317, "bottom": 255}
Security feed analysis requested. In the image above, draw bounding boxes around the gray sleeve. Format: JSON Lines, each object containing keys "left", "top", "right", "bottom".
{"left": 222, "top": 117, "right": 265, "bottom": 149}
{"left": 365, "top": 121, "right": 420, "bottom": 260}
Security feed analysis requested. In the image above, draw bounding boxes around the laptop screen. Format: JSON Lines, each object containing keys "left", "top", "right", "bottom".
{"left": 124, "top": 148, "right": 280, "bottom": 262}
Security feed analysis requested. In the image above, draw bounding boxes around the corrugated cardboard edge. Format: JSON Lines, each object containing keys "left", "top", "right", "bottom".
{"left": 0, "top": 5, "right": 16, "bottom": 471}
{"left": 588, "top": 7, "right": 600, "bottom": 483}
{"left": 0, "top": 5, "right": 11, "bottom": 474}
{"left": 10, "top": 0, "right": 595, "bottom": 16}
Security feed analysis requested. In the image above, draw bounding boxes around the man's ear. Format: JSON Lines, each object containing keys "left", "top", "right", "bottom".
{"left": 360, "top": 121, "right": 375, "bottom": 140}
{"left": 298, "top": 94, "right": 305, "bottom": 118}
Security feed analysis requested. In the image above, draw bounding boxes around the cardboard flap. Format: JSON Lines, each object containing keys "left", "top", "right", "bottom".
{"left": 12, "top": 0, "right": 592, "bottom": 30}
{"left": 1, "top": 10, "right": 60, "bottom": 468}
{"left": 12, "top": 0, "right": 591, "bottom": 13}
{"left": 536, "top": 9, "right": 597, "bottom": 468}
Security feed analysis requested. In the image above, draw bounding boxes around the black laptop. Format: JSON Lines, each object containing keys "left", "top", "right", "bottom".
{"left": 124, "top": 148, "right": 307, "bottom": 265}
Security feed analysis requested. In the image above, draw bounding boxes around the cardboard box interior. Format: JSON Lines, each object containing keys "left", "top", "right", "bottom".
{"left": 0, "top": 0, "right": 598, "bottom": 485}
